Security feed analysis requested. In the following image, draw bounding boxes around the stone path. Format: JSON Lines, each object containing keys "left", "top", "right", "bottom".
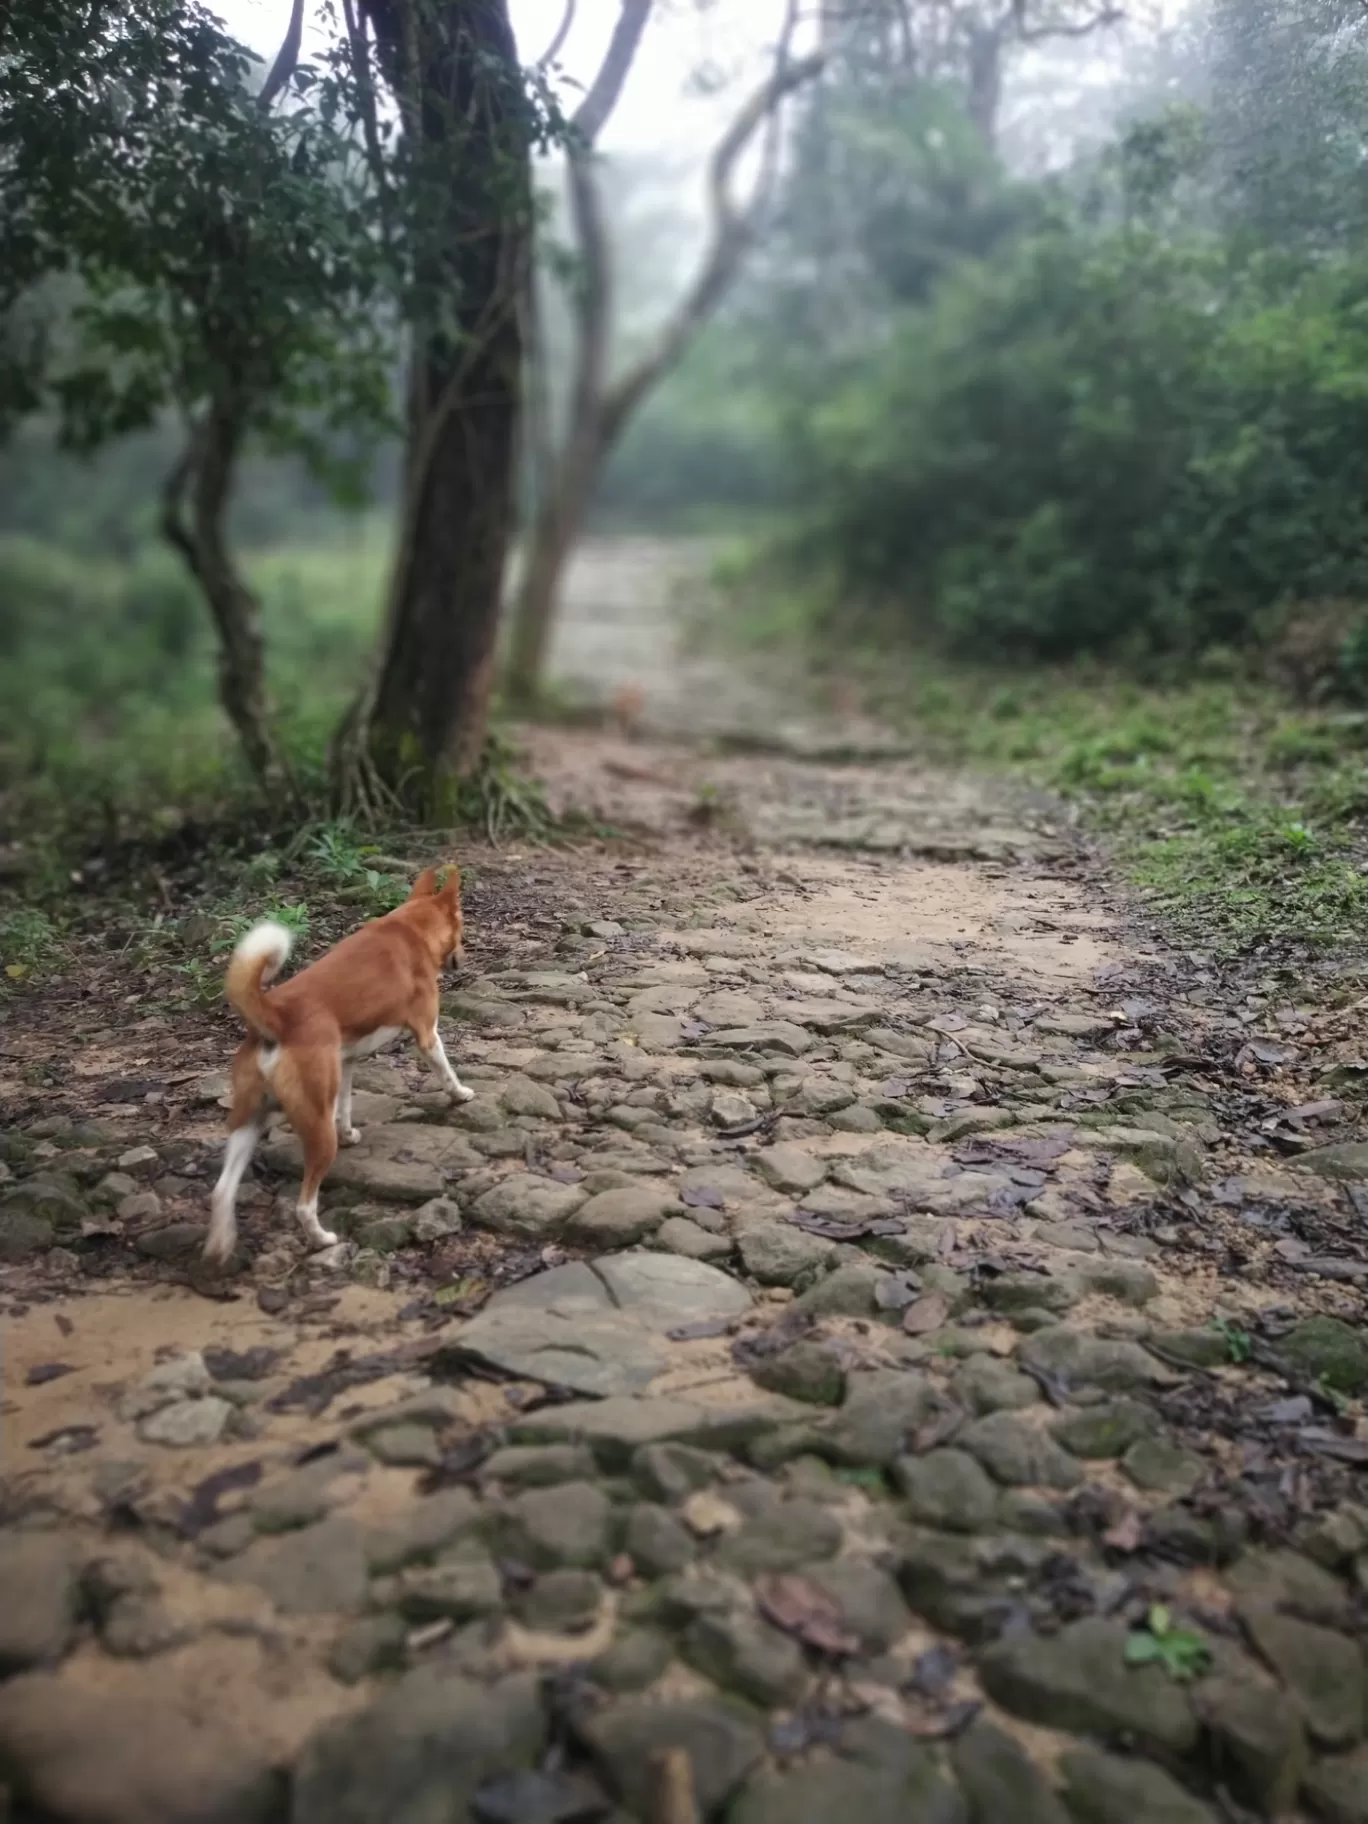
{"left": 3, "top": 541, "right": 1368, "bottom": 1821}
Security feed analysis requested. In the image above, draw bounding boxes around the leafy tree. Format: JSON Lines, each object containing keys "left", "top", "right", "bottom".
{"left": 1, "top": 0, "right": 391, "bottom": 785}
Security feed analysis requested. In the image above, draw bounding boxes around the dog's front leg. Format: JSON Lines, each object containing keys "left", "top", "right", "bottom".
{"left": 336, "top": 1061, "right": 360, "bottom": 1146}
{"left": 420, "top": 1028, "right": 475, "bottom": 1104}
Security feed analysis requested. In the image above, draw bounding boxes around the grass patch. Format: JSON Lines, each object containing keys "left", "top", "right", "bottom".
{"left": 879, "top": 662, "right": 1368, "bottom": 954}
{"left": 707, "top": 569, "right": 1368, "bottom": 957}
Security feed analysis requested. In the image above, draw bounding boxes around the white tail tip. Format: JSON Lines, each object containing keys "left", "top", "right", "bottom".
{"left": 232, "top": 920, "right": 292, "bottom": 984}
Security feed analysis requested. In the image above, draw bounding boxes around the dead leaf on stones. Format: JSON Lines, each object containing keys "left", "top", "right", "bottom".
{"left": 24, "top": 1362, "right": 74, "bottom": 1386}
{"left": 874, "top": 1273, "right": 921, "bottom": 1312}
{"left": 906, "top": 1700, "right": 982, "bottom": 1740}
{"left": 789, "top": 1210, "right": 903, "bottom": 1241}
{"left": 681, "top": 1186, "right": 725, "bottom": 1211}
{"left": 179, "top": 1459, "right": 263, "bottom": 1536}
{"left": 1102, "top": 1510, "right": 1145, "bottom": 1554}
{"left": 680, "top": 1491, "right": 742, "bottom": 1538}
{"left": 902, "top": 1294, "right": 950, "bottom": 1335}
{"left": 755, "top": 1572, "right": 860, "bottom": 1657}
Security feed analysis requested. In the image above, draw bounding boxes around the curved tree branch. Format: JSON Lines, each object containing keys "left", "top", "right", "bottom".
{"left": 599, "top": 43, "right": 824, "bottom": 448}
{"left": 257, "top": 0, "right": 306, "bottom": 112}
{"left": 573, "top": 0, "right": 654, "bottom": 143}
{"left": 536, "top": 0, "right": 577, "bottom": 70}
{"left": 1010, "top": 0, "right": 1125, "bottom": 43}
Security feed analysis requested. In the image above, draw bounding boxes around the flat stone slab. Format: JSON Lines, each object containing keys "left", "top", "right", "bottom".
{"left": 593, "top": 1252, "right": 751, "bottom": 1326}
{"left": 510, "top": 1393, "right": 806, "bottom": 1468}
{"left": 451, "top": 1305, "right": 666, "bottom": 1398}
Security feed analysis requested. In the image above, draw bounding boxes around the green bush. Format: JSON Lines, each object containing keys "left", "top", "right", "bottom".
{"left": 773, "top": 223, "right": 1368, "bottom": 662}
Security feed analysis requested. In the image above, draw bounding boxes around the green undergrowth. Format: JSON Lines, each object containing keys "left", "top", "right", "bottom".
{"left": 860, "top": 655, "right": 1368, "bottom": 957}
{"left": 701, "top": 555, "right": 1368, "bottom": 960}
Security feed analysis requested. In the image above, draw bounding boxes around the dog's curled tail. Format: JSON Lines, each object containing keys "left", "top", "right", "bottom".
{"left": 224, "top": 921, "right": 292, "bottom": 1038}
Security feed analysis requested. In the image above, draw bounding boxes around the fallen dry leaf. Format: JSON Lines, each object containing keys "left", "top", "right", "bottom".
{"left": 680, "top": 1490, "right": 742, "bottom": 1538}
{"left": 902, "top": 1293, "right": 950, "bottom": 1335}
{"left": 1102, "top": 1509, "right": 1145, "bottom": 1554}
{"left": 754, "top": 1572, "right": 860, "bottom": 1656}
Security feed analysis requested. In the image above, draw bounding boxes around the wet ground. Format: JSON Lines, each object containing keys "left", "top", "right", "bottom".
{"left": 2, "top": 539, "right": 1368, "bottom": 1822}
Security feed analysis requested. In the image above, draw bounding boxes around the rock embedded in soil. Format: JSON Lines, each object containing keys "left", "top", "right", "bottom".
{"left": 363, "top": 1488, "right": 483, "bottom": 1575}
{"left": 293, "top": 1668, "right": 545, "bottom": 1824}
{"left": 753, "top": 1144, "right": 828, "bottom": 1195}
{"left": 797, "top": 1558, "right": 912, "bottom": 1655}
{"left": 624, "top": 1503, "right": 696, "bottom": 1577}
{"left": 748, "top": 1339, "right": 847, "bottom": 1406}
{"left": 0, "top": 1673, "right": 280, "bottom": 1824}
{"left": 894, "top": 1449, "right": 1000, "bottom": 1533}
{"left": 591, "top": 1250, "right": 751, "bottom": 1325}
{"left": 952, "top": 1717, "right": 1070, "bottom": 1824}
{"left": 577, "top": 1694, "right": 764, "bottom": 1819}
{"left": 979, "top": 1616, "right": 1200, "bottom": 1756}
{"left": 1241, "top": 1609, "right": 1366, "bottom": 1748}
{"left": 655, "top": 1214, "right": 734, "bottom": 1261}
{"left": 737, "top": 1222, "right": 835, "bottom": 1287}
{"left": 1051, "top": 1400, "right": 1159, "bottom": 1460}
{"left": 220, "top": 1516, "right": 369, "bottom": 1616}
{"left": 1058, "top": 1747, "right": 1216, "bottom": 1824}
{"left": 952, "top": 1356, "right": 1040, "bottom": 1416}
{"left": 682, "top": 1608, "right": 808, "bottom": 1707}
{"left": 138, "top": 1396, "right": 235, "bottom": 1449}
{"left": 1122, "top": 1436, "right": 1205, "bottom": 1496}
{"left": 734, "top": 1733, "right": 965, "bottom": 1824}
{"left": 328, "top": 1614, "right": 408, "bottom": 1685}
{"left": 500, "top": 1482, "right": 613, "bottom": 1570}
{"left": 564, "top": 1187, "right": 673, "bottom": 1248}
{"left": 959, "top": 1413, "right": 1085, "bottom": 1489}
{"left": 1277, "top": 1316, "right": 1368, "bottom": 1397}
{"left": 821, "top": 1369, "right": 950, "bottom": 1467}
{"left": 0, "top": 1174, "right": 88, "bottom": 1241}
{"left": 1303, "top": 1746, "right": 1368, "bottom": 1824}
{"left": 0, "top": 1533, "right": 80, "bottom": 1674}
{"left": 1018, "top": 1325, "right": 1166, "bottom": 1394}
{"left": 469, "top": 1174, "right": 588, "bottom": 1239}
{"left": 453, "top": 1303, "right": 664, "bottom": 1400}
{"left": 1198, "top": 1673, "right": 1308, "bottom": 1815}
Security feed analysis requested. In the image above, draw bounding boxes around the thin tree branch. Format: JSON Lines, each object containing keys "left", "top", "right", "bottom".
{"left": 573, "top": 0, "right": 654, "bottom": 144}
{"left": 257, "top": 0, "right": 306, "bottom": 112}
{"left": 599, "top": 38, "right": 824, "bottom": 449}
{"left": 536, "top": 0, "right": 577, "bottom": 70}
{"left": 1010, "top": 0, "right": 1125, "bottom": 43}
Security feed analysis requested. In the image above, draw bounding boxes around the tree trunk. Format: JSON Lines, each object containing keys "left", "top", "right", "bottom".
{"left": 163, "top": 395, "right": 285, "bottom": 788}
{"left": 334, "top": 0, "right": 532, "bottom": 818}
{"left": 504, "top": 21, "right": 821, "bottom": 706}
{"left": 966, "top": 25, "right": 1003, "bottom": 150}
{"left": 506, "top": 141, "right": 610, "bottom": 707}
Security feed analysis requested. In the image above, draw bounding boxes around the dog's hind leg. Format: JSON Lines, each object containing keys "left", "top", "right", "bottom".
{"left": 205, "top": 1048, "right": 267, "bottom": 1264}
{"left": 336, "top": 1058, "right": 360, "bottom": 1146}
{"left": 276, "top": 1050, "right": 340, "bottom": 1252}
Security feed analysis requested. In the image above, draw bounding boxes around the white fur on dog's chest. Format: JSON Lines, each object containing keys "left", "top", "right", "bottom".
{"left": 342, "top": 1026, "right": 403, "bottom": 1062}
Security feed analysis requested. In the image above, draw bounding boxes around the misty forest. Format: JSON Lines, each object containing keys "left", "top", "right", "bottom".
{"left": 6, "top": 5, "right": 1368, "bottom": 1820}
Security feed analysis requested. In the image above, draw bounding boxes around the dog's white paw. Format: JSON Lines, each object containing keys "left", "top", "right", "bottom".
{"left": 451, "top": 1085, "right": 476, "bottom": 1105}
{"left": 202, "top": 1229, "right": 234, "bottom": 1266}
{"left": 338, "top": 1125, "right": 361, "bottom": 1147}
{"left": 313, "top": 1229, "right": 340, "bottom": 1251}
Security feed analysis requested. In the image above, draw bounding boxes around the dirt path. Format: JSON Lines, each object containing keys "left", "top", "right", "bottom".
{"left": 2, "top": 539, "right": 1368, "bottom": 1822}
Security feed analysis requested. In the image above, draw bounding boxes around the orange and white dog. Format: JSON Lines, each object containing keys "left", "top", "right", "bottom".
{"left": 204, "top": 864, "right": 472, "bottom": 1265}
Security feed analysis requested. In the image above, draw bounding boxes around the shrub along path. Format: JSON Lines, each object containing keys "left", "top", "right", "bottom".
{"left": 2, "top": 545, "right": 1368, "bottom": 1822}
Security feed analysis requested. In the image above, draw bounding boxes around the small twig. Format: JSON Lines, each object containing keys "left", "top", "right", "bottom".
{"left": 650, "top": 1749, "right": 700, "bottom": 1824}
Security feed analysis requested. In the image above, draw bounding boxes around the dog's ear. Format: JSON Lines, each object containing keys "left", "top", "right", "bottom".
{"left": 408, "top": 867, "right": 439, "bottom": 900}
{"left": 438, "top": 863, "right": 462, "bottom": 900}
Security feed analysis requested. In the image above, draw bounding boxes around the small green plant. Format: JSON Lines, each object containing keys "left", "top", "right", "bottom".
{"left": 1214, "top": 1318, "right": 1253, "bottom": 1364}
{"left": 0, "top": 906, "right": 59, "bottom": 984}
{"left": 1124, "top": 1605, "right": 1211, "bottom": 1682}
